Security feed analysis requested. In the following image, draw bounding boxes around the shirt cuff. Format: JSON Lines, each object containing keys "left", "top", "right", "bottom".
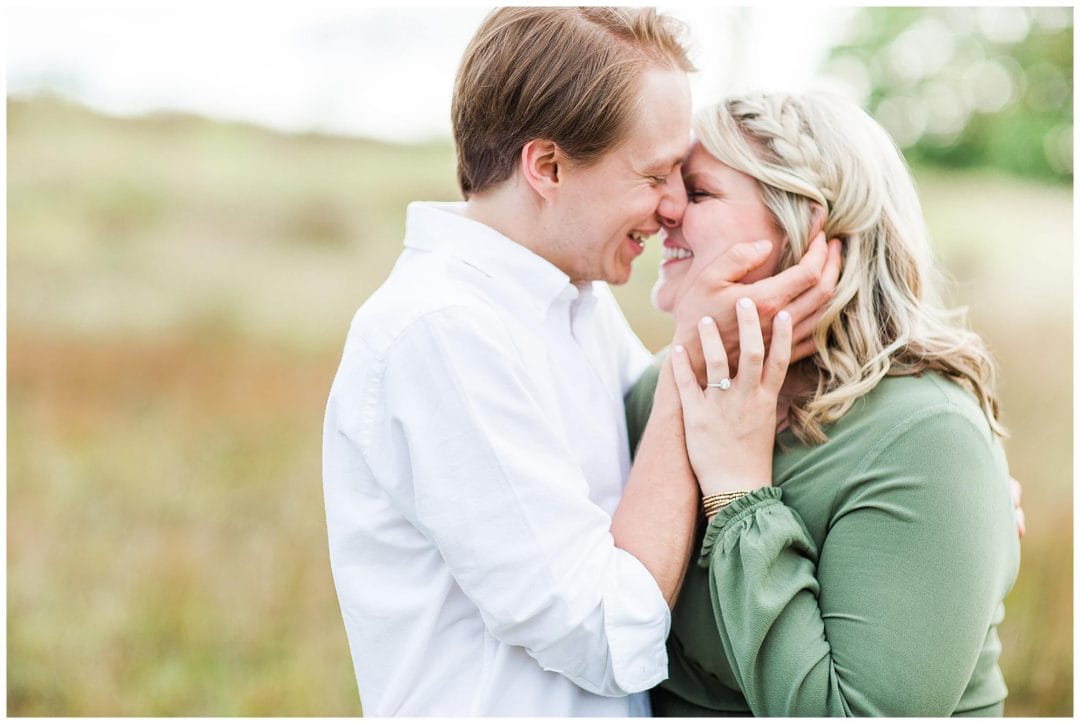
{"left": 698, "top": 487, "right": 783, "bottom": 567}
{"left": 601, "top": 548, "right": 671, "bottom": 693}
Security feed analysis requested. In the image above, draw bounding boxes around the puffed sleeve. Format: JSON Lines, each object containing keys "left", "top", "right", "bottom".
{"left": 699, "top": 406, "right": 1018, "bottom": 716}
{"left": 356, "top": 305, "right": 671, "bottom": 696}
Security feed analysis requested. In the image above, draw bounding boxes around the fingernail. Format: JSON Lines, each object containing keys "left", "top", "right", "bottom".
{"left": 755, "top": 240, "right": 772, "bottom": 254}
{"left": 699, "top": 316, "right": 712, "bottom": 326}
{"left": 738, "top": 297, "right": 753, "bottom": 309}
{"left": 674, "top": 344, "right": 685, "bottom": 354}
{"left": 778, "top": 310, "right": 791, "bottom": 322}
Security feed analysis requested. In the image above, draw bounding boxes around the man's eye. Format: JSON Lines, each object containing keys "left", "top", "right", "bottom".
{"left": 649, "top": 176, "right": 667, "bottom": 186}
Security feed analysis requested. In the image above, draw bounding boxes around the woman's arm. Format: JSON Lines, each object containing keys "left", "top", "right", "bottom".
{"left": 613, "top": 243, "right": 802, "bottom": 609}
{"left": 697, "top": 403, "right": 1017, "bottom": 716}
{"left": 671, "top": 304, "right": 1018, "bottom": 715}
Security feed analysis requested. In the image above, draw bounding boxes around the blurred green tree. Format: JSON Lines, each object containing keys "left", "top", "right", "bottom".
{"left": 823, "top": 7, "right": 1072, "bottom": 183}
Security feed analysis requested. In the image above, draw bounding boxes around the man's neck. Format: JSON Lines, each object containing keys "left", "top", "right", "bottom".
{"left": 464, "top": 186, "right": 557, "bottom": 270}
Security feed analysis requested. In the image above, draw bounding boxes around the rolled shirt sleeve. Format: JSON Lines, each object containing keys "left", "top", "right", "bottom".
{"left": 344, "top": 304, "right": 670, "bottom": 696}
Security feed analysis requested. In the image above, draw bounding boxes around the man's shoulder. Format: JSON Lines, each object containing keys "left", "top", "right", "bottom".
{"left": 346, "top": 253, "right": 505, "bottom": 357}
{"left": 328, "top": 255, "right": 511, "bottom": 439}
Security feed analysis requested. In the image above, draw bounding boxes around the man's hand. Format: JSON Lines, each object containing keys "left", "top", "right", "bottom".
{"left": 674, "top": 233, "right": 842, "bottom": 383}
{"left": 1011, "top": 476, "right": 1026, "bottom": 539}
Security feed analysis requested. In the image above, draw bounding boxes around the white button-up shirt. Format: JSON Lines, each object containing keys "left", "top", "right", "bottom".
{"left": 323, "top": 202, "right": 669, "bottom": 716}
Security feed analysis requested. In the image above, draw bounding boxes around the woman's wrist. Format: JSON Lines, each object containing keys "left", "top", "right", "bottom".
{"left": 702, "top": 491, "right": 750, "bottom": 517}
{"left": 701, "top": 488, "right": 782, "bottom": 528}
{"left": 699, "top": 476, "right": 770, "bottom": 498}
{"left": 700, "top": 479, "right": 770, "bottom": 519}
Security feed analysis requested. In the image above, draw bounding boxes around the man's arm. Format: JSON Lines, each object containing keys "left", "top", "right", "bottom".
{"left": 610, "top": 355, "right": 698, "bottom": 608}
{"left": 608, "top": 237, "right": 831, "bottom": 608}
{"left": 361, "top": 305, "right": 670, "bottom": 696}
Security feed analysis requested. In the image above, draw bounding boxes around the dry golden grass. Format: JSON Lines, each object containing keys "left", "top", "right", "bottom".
{"left": 7, "top": 96, "right": 1072, "bottom": 715}
{"left": 8, "top": 333, "right": 360, "bottom": 715}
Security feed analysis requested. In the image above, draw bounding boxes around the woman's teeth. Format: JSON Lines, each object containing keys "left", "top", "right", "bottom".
{"left": 662, "top": 246, "right": 694, "bottom": 261}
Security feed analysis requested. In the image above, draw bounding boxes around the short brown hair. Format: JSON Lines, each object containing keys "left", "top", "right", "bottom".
{"left": 451, "top": 7, "right": 694, "bottom": 197}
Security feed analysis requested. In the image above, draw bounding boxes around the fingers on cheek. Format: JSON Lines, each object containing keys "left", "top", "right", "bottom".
{"left": 768, "top": 312, "right": 794, "bottom": 378}
{"left": 736, "top": 297, "right": 757, "bottom": 326}
{"left": 736, "top": 299, "right": 765, "bottom": 360}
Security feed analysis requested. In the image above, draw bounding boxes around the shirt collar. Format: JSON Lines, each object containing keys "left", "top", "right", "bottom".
{"left": 403, "top": 201, "right": 598, "bottom": 319}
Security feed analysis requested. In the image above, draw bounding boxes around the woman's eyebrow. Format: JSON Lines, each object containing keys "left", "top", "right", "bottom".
{"left": 682, "top": 170, "right": 714, "bottom": 184}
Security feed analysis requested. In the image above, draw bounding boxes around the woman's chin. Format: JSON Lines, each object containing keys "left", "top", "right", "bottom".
{"left": 650, "top": 279, "right": 676, "bottom": 316}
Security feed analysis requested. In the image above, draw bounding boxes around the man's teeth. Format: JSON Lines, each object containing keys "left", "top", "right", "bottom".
{"left": 662, "top": 246, "right": 694, "bottom": 261}
{"left": 629, "top": 232, "right": 646, "bottom": 247}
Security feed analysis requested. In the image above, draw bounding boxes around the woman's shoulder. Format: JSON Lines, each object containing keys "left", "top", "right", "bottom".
{"left": 818, "top": 372, "right": 1008, "bottom": 503}
{"left": 778, "top": 371, "right": 1005, "bottom": 493}
{"left": 834, "top": 371, "right": 996, "bottom": 445}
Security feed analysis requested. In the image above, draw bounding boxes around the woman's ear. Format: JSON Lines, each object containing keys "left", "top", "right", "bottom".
{"left": 520, "top": 140, "right": 560, "bottom": 200}
{"left": 808, "top": 203, "right": 826, "bottom": 241}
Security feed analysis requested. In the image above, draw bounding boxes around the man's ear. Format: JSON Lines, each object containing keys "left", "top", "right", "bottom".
{"left": 520, "top": 139, "right": 561, "bottom": 200}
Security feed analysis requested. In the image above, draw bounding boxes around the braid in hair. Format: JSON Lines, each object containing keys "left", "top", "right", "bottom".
{"left": 693, "top": 92, "right": 1005, "bottom": 444}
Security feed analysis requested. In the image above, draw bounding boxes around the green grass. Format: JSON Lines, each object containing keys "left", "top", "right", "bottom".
{"left": 7, "top": 96, "right": 1072, "bottom": 716}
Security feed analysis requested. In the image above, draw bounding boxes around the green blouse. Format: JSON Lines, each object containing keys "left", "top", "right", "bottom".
{"left": 625, "top": 361, "right": 1020, "bottom": 717}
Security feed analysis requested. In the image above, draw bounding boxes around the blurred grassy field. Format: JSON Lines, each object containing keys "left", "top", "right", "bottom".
{"left": 7, "top": 96, "right": 1072, "bottom": 716}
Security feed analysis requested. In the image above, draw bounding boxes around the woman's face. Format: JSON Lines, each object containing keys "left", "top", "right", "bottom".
{"left": 651, "top": 142, "right": 785, "bottom": 314}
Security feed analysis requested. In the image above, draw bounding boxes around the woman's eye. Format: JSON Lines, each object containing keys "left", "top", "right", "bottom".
{"left": 687, "top": 190, "right": 712, "bottom": 202}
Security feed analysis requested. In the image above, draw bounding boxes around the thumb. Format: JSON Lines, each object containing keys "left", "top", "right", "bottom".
{"left": 705, "top": 239, "right": 774, "bottom": 283}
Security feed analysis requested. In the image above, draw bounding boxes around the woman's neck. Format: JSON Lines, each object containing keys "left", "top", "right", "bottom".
{"left": 776, "top": 362, "right": 817, "bottom": 433}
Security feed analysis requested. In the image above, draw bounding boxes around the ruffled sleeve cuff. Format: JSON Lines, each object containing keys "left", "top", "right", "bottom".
{"left": 698, "top": 487, "right": 784, "bottom": 567}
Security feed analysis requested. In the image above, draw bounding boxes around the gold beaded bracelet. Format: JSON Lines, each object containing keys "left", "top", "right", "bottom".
{"left": 702, "top": 491, "right": 750, "bottom": 517}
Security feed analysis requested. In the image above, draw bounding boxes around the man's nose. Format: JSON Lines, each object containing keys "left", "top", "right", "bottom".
{"left": 658, "top": 176, "right": 688, "bottom": 227}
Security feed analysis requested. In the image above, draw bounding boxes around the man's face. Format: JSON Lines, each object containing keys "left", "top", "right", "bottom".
{"left": 549, "top": 67, "right": 692, "bottom": 285}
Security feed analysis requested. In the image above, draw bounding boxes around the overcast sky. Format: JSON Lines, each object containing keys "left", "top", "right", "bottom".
{"left": 7, "top": 4, "right": 856, "bottom": 142}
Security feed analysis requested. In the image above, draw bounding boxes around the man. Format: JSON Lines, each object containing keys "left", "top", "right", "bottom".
{"left": 323, "top": 7, "right": 834, "bottom": 716}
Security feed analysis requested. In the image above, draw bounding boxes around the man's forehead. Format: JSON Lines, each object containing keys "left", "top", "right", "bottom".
{"left": 638, "top": 144, "right": 690, "bottom": 171}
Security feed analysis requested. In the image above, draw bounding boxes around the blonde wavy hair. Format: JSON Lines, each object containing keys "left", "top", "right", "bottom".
{"left": 695, "top": 92, "right": 1005, "bottom": 444}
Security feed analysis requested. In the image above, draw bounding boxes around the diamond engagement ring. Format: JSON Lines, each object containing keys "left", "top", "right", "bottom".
{"left": 706, "top": 379, "right": 732, "bottom": 390}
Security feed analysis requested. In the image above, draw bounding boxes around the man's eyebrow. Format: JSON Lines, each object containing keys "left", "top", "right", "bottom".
{"left": 641, "top": 154, "right": 686, "bottom": 174}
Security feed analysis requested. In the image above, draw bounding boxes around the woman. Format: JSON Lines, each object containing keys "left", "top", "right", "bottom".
{"left": 625, "top": 92, "right": 1020, "bottom": 716}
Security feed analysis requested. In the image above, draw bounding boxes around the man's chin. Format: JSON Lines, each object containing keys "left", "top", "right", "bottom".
{"left": 606, "top": 262, "right": 634, "bottom": 286}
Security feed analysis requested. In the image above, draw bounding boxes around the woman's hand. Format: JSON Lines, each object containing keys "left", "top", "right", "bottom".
{"left": 673, "top": 234, "right": 841, "bottom": 383}
{"left": 671, "top": 299, "right": 792, "bottom": 497}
